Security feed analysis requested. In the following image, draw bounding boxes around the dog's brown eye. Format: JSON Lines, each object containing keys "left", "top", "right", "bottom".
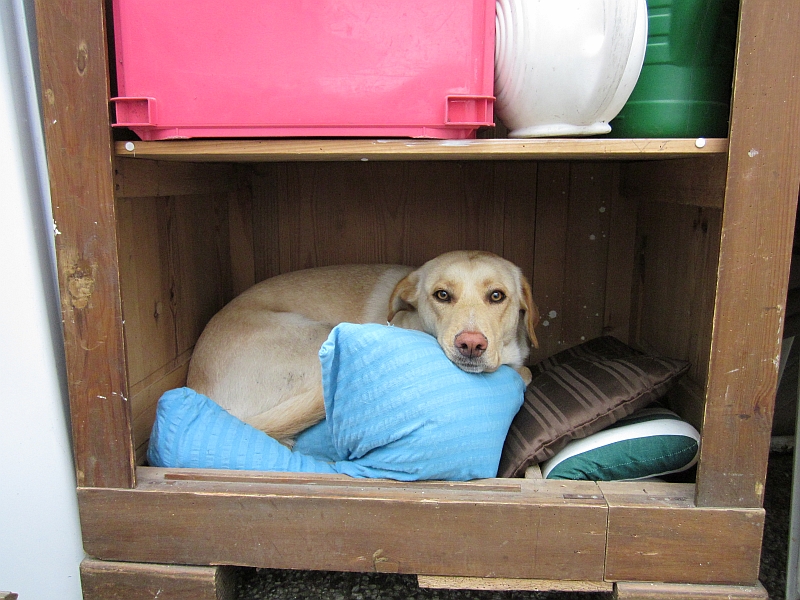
{"left": 434, "top": 289, "right": 451, "bottom": 302}
{"left": 489, "top": 290, "right": 506, "bottom": 303}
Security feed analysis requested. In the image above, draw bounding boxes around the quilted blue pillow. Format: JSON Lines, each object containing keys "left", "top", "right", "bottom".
{"left": 149, "top": 323, "right": 525, "bottom": 481}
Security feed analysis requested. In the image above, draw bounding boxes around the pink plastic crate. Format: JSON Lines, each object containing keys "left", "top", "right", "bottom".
{"left": 110, "top": 1, "right": 495, "bottom": 140}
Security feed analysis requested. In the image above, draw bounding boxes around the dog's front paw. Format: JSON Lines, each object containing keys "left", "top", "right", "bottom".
{"left": 515, "top": 366, "right": 532, "bottom": 386}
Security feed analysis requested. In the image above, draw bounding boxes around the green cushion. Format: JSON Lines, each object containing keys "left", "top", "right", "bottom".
{"left": 541, "top": 406, "right": 700, "bottom": 481}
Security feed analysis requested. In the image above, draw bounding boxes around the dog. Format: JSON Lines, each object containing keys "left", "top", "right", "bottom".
{"left": 186, "top": 250, "right": 539, "bottom": 443}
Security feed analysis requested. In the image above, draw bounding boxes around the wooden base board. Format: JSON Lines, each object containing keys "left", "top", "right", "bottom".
{"left": 79, "top": 470, "right": 609, "bottom": 581}
{"left": 600, "top": 482, "right": 765, "bottom": 585}
{"left": 614, "top": 581, "right": 769, "bottom": 600}
{"left": 418, "top": 575, "right": 612, "bottom": 592}
{"left": 80, "top": 559, "right": 236, "bottom": 600}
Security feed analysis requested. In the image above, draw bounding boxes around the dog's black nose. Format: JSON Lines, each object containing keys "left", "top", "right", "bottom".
{"left": 455, "top": 331, "right": 488, "bottom": 359}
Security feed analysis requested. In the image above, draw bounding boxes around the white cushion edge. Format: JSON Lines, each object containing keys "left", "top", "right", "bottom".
{"left": 540, "top": 418, "right": 701, "bottom": 479}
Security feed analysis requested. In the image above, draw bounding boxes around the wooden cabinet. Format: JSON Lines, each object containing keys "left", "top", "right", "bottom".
{"left": 34, "top": 1, "right": 800, "bottom": 598}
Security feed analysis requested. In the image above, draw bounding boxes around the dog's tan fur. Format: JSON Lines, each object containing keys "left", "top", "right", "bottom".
{"left": 187, "top": 251, "right": 539, "bottom": 442}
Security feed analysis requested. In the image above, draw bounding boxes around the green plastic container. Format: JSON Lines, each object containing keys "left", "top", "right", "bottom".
{"left": 609, "top": 0, "right": 739, "bottom": 138}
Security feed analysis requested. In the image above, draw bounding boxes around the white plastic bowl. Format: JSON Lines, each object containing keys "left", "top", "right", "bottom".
{"left": 495, "top": 0, "right": 648, "bottom": 137}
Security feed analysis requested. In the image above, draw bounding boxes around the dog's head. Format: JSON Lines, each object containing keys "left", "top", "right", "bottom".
{"left": 388, "top": 250, "right": 539, "bottom": 373}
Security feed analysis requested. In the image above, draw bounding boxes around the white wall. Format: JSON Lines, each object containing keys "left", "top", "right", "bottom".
{"left": 0, "top": 0, "right": 85, "bottom": 598}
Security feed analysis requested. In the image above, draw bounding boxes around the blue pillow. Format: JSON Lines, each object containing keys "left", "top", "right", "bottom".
{"left": 149, "top": 323, "right": 525, "bottom": 481}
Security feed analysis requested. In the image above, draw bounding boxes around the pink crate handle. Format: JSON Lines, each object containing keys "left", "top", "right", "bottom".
{"left": 445, "top": 95, "right": 495, "bottom": 127}
{"left": 111, "top": 97, "right": 156, "bottom": 128}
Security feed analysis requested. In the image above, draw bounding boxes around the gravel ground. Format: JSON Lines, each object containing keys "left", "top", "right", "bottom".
{"left": 229, "top": 449, "right": 792, "bottom": 599}
{"left": 234, "top": 568, "right": 612, "bottom": 600}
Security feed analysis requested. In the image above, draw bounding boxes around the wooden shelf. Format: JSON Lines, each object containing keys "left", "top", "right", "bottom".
{"left": 114, "top": 137, "right": 728, "bottom": 162}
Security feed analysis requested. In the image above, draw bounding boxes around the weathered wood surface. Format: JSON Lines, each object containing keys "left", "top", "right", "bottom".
{"left": 632, "top": 200, "right": 722, "bottom": 390}
{"left": 80, "top": 558, "right": 235, "bottom": 600}
{"left": 34, "top": 0, "right": 134, "bottom": 488}
{"left": 115, "top": 159, "right": 237, "bottom": 454}
{"left": 695, "top": 0, "right": 800, "bottom": 508}
{"left": 621, "top": 156, "right": 728, "bottom": 209}
{"left": 78, "top": 468, "right": 609, "bottom": 581}
{"left": 418, "top": 575, "right": 612, "bottom": 592}
{"left": 601, "top": 482, "right": 764, "bottom": 586}
{"left": 115, "top": 138, "right": 729, "bottom": 162}
{"left": 614, "top": 581, "right": 768, "bottom": 600}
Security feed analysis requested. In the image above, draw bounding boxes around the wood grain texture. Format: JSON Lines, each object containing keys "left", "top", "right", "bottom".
{"left": 604, "top": 165, "right": 638, "bottom": 343}
{"left": 117, "top": 190, "right": 233, "bottom": 451}
{"left": 621, "top": 156, "right": 728, "bottom": 208}
{"left": 417, "top": 576, "right": 612, "bottom": 592}
{"left": 695, "top": 0, "right": 800, "bottom": 508}
{"left": 114, "top": 158, "right": 237, "bottom": 199}
{"left": 601, "top": 482, "right": 764, "bottom": 586}
{"left": 632, "top": 201, "right": 721, "bottom": 388}
{"left": 245, "top": 161, "right": 629, "bottom": 364}
{"left": 130, "top": 359, "right": 189, "bottom": 464}
{"left": 114, "top": 138, "right": 729, "bottom": 162}
{"left": 80, "top": 558, "right": 235, "bottom": 600}
{"left": 614, "top": 581, "right": 768, "bottom": 600}
{"left": 560, "top": 163, "right": 614, "bottom": 348}
{"left": 78, "top": 468, "right": 609, "bottom": 581}
{"left": 34, "top": 0, "right": 134, "bottom": 488}
{"left": 529, "top": 163, "right": 571, "bottom": 360}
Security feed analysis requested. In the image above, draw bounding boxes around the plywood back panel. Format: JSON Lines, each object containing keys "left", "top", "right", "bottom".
{"left": 246, "top": 161, "right": 631, "bottom": 365}
{"left": 632, "top": 201, "right": 721, "bottom": 391}
{"left": 251, "top": 162, "right": 512, "bottom": 275}
{"left": 116, "top": 160, "right": 240, "bottom": 456}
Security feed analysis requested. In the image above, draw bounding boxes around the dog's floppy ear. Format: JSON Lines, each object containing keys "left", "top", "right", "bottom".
{"left": 387, "top": 272, "right": 419, "bottom": 322}
{"left": 520, "top": 278, "right": 540, "bottom": 349}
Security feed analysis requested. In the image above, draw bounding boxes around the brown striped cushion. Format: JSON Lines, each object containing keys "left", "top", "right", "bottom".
{"left": 498, "top": 337, "right": 690, "bottom": 478}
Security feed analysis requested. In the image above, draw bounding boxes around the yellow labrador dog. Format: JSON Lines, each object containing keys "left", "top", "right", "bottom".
{"left": 187, "top": 250, "right": 539, "bottom": 442}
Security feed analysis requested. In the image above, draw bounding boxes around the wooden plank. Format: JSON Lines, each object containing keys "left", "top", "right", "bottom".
{"left": 256, "top": 162, "right": 528, "bottom": 275}
{"left": 561, "top": 163, "right": 613, "bottom": 348}
{"left": 620, "top": 156, "right": 728, "bottom": 208}
{"left": 274, "top": 161, "right": 413, "bottom": 270}
{"left": 632, "top": 201, "right": 721, "bottom": 388}
{"left": 251, "top": 165, "right": 282, "bottom": 282}
{"left": 398, "top": 162, "right": 505, "bottom": 266}
{"left": 170, "top": 194, "right": 233, "bottom": 354}
{"left": 614, "top": 581, "right": 768, "bottom": 600}
{"left": 695, "top": 0, "right": 800, "bottom": 508}
{"left": 461, "top": 163, "right": 507, "bottom": 255}
{"left": 418, "top": 575, "right": 612, "bottom": 592}
{"left": 161, "top": 468, "right": 523, "bottom": 492}
{"left": 228, "top": 174, "right": 256, "bottom": 296}
{"left": 78, "top": 469, "right": 609, "bottom": 581}
{"left": 131, "top": 358, "right": 190, "bottom": 463}
{"left": 34, "top": 0, "right": 134, "bottom": 488}
{"left": 80, "top": 558, "right": 235, "bottom": 600}
{"left": 114, "top": 158, "right": 237, "bottom": 198}
{"left": 116, "top": 190, "right": 236, "bottom": 380}
{"left": 116, "top": 196, "right": 177, "bottom": 389}
{"left": 498, "top": 161, "right": 538, "bottom": 286}
{"left": 601, "top": 482, "right": 764, "bottom": 586}
{"left": 665, "top": 377, "right": 707, "bottom": 436}
{"left": 118, "top": 189, "right": 233, "bottom": 454}
{"left": 603, "top": 164, "right": 637, "bottom": 343}
{"left": 529, "top": 162, "right": 571, "bottom": 362}
{"left": 115, "top": 138, "right": 729, "bottom": 162}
